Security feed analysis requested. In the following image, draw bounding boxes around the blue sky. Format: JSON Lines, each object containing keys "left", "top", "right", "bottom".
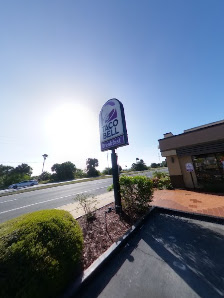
{"left": 1, "top": 0, "right": 224, "bottom": 175}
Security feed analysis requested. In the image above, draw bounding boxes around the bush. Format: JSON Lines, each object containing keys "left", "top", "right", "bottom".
{"left": 107, "top": 184, "right": 114, "bottom": 192}
{"left": 86, "top": 167, "right": 100, "bottom": 177}
{"left": 158, "top": 176, "right": 173, "bottom": 190}
{"left": 119, "top": 175, "right": 153, "bottom": 215}
{"left": 0, "top": 210, "right": 83, "bottom": 298}
{"left": 3, "top": 173, "right": 31, "bottom": 188}
{"left": 152, "top": 171, "right": 173, "bottom": 189}
{"left": 75, "top": 169, "right": 87, "bottom": 179}
{"left": 38, "top": 171, "right": 51, "bottom": 181}
{"left": 152, "top": 171, "right": 168, "bottom": 179}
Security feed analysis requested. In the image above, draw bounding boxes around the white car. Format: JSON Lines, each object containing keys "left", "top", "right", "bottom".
{"left": 8, "top": 180, "right": 38, "bottom": 189}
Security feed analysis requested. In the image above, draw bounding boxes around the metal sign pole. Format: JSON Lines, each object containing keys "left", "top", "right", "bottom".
{"left": 111, "top": 149, "right": 122, "bottom": 214}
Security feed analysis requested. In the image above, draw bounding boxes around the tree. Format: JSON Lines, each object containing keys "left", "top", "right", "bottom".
{"left": 150, "top": 163, "right": 160, "bottom": 168}
{"left": 0, "top": 165, "right": 14, "bottom": 188}
{"left": 75, "top": 169, "right": 87, "bottom": 178}
{"left": 0, "top": 165, "right": 14, "bottom": 176}
{"left": 102, "top": 167, "right": 113, "bottom": 175}
{"left": 42, "top": 154, "right": 48, "bottom": 173}
{"left": 86, "top": 158, "right": 99, "bottom": 177}
{"left": 161, "top": 160, "right": 167, "bottom": 167}
{"left": 3, "top": 173, "right": 30, "bottom": 187}
{"left": 38, "top": 171, "right": 51, "bottom": 181}
{"left": 131, "top": 159, "right": 148, "bottom": 171}
{"left": 102, "top": 165, "right": 122, "bottom": 175}
{"left": 14, "top": 163, "right": 33, "bottom": 176}
{"left": 51, "top": 161, "right": 76, "bottom": 181}
{"left": 0, "top": 164, "right": 32, "bottom": 189}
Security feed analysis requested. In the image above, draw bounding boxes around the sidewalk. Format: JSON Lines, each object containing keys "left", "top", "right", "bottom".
{"left": 153, "top": 189, "right": 224, "bottom": 218}
{"left": 56, "top": 191, "right": 115, "bottom": 218}
{"left": 57, "top": 189, "right": 224, "bottom": 220}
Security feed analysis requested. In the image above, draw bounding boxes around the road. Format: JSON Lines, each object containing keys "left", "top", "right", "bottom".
{"left": 0, "top": 169, "right": 168, "bottom": 223}
{"left": 0, "top": 178, "right": 113, "bottom": 223}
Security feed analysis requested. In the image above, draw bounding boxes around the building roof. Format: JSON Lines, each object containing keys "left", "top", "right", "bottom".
{"left": 159, "top": 119, "right": 224, "bottom": 153}
{"left": 184, "top": 119, "right": 224, "bottom": 133}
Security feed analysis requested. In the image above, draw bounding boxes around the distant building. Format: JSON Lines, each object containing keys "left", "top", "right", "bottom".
{"left": 158, "top": 120, "right": 224, "bottom": 190}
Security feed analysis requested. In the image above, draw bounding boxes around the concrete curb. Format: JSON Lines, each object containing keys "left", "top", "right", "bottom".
{"left": 62, "top": 206, "right": 156, "bottom": 298}
{"left": 154, "top": 206, "right": 224, "bottom": 225}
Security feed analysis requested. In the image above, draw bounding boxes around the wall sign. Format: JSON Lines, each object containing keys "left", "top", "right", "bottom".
{"left": 99, "top": 98, "right": 129, "bottom": 151}
{"left": 185, "top": 163, "right": 194, "bottom": 172}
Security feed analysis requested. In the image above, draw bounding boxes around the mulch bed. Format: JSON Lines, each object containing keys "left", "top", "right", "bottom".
{"left": 77, "top": 203, "right": 140, "bottom": 270}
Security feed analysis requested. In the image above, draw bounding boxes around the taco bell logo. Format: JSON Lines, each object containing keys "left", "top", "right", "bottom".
{"left": 99, "top": 98, "right": 128, "bottom": 151}
{"left": 101, "top": 101, "right": 118, "bottom": 124}
{"left": 101, "top": 100, "right": 120, "bottom": 140}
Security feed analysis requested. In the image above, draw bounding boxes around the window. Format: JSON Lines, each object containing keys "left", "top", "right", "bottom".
{"left": 193, "top": 153, "right": 224, "bottom": 183}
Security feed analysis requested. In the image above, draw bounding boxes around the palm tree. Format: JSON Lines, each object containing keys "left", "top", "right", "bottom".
{"left": 42, "top": 154, "right": 48, "bottom": 173}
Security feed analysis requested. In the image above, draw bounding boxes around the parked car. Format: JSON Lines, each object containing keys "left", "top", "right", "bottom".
{"left": 8, "top": 180, "right": 38, "bottom": 189}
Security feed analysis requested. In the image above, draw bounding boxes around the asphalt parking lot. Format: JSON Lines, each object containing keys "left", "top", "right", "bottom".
{"left": 77, "top": 210, "right": 224, "bottom": 298}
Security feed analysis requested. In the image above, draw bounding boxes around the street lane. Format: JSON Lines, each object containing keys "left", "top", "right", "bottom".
{"left": 0, "top": 169, "right": 168, "bottom": 223}
{"left": 0, "top": 178, "right": 113, "bottom": 223}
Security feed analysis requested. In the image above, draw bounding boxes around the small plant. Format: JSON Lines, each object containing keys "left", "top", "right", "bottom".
{"left": 119, "top": 175, "right": 153, "bottom": 216}
{"left": 76, "top": 194, "right": 97, "bottom": 221}
{"left": 107, "top": 184, "right": 114, "bottom": 191}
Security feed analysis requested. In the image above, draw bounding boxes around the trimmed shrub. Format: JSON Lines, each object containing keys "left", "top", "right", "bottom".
{"left": 119, "top": 175, "right": 153, "bottom": 215}
{"left": 152, "top": 171, "right": 173, "bottom": 189}
{"left": 0, "top": 210, "right": 83, "bottom": 298}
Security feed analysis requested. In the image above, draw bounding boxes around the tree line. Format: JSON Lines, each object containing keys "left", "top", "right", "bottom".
{"left": 0, "top": 158, "right": 100, "bottom": 189}
{"left": 0, "top": 158, "right": 167, "bottom": 189}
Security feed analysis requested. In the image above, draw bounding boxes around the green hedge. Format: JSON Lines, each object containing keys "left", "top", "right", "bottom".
{"left": 0, "top": 210, "right": 83, "bottom": 298}
{"left": 120, "top": 175, "right": 153, "bottom": 215}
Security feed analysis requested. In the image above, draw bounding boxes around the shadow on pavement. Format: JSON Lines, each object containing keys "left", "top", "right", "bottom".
{"left": 76, "top": 210, "right": 224, "bottom": 298}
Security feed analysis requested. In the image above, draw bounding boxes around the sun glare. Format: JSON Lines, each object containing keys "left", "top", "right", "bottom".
{"left": 45, "top": 103, "right": 97, "bottom": 155}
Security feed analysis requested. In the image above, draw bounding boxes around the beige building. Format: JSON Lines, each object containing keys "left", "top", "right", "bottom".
{"left": 158, "top": 120, "right": 224, "bottom": 191}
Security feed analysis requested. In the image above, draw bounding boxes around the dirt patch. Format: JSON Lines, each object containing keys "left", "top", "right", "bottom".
{"left": 77, "top": 203, "right": 141, "bottom": 270}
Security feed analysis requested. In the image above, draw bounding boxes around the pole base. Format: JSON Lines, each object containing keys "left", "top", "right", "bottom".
{"left": 115, "top": 205, "right": 122, "bottom": 214}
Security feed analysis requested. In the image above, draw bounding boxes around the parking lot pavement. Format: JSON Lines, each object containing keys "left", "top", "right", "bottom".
{"left": 77, "top": 210, "right": 224, "bottom": 298}
{"left": 153, "top": 189, "right": 224, "bottom": 218}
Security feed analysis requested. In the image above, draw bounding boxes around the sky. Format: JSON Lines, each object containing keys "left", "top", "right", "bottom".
{"left": 1, "top": 0, "right": 224, "bottom": 175}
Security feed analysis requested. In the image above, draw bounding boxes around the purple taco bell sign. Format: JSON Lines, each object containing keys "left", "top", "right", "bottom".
{"left": 99, "top": 98, "right": 129, "bottom": 151}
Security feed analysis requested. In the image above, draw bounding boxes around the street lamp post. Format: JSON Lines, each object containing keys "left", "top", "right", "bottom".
{"left": 42, "top": 154, "right": 48, "bottom": 173}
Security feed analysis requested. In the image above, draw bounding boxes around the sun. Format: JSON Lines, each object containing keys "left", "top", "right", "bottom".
{"left": 45, "top": 103, "right": 97, "bottom": 154}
